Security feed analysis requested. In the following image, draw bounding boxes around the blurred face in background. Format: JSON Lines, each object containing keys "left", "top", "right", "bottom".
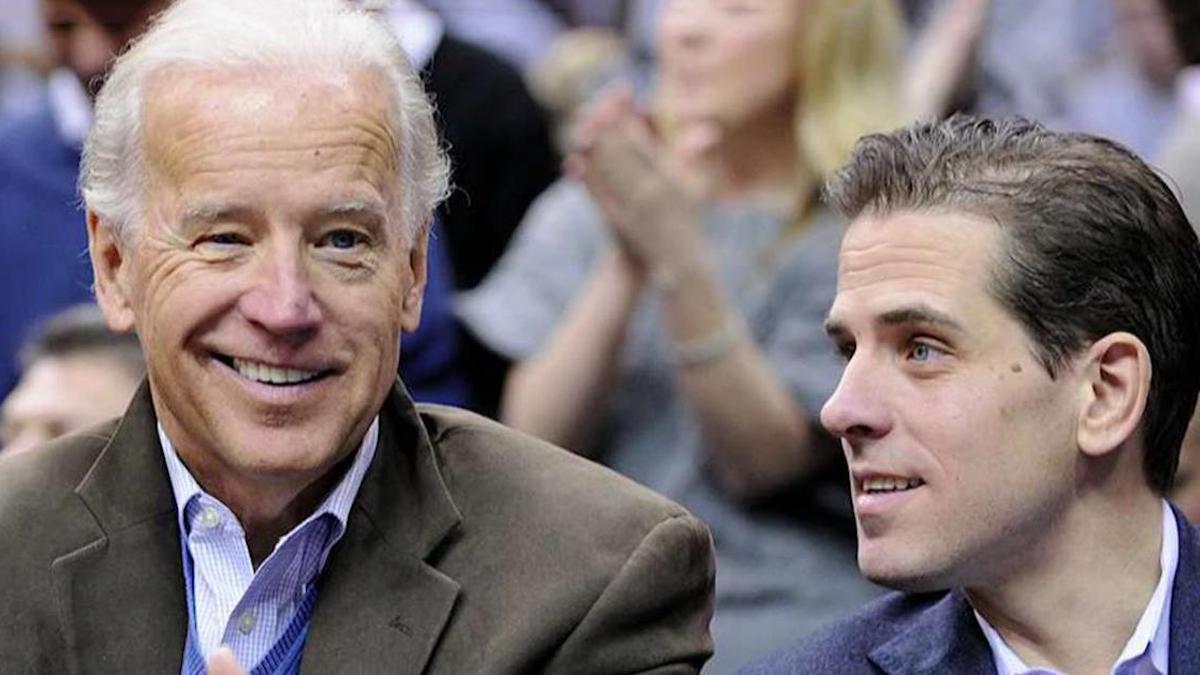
{"left": 0, "top": 353, "right": 141, "bottom": 455}
{"left": 656, "top": 0, "right": 803, "bottom": 132}
{"left": 39, "top": 0, "right": 167, "bottom": 97}
{"left": 1111, "top": 0, "right": 1183, "bottom": 89}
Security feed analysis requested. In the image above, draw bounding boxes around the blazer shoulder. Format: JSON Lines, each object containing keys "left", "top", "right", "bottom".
{"left": 739, "top": 590, "right": 949, "bottom": 673}
{"left": 0, "top": 421, "right": 115, "bottom": 578}
{"left": 0, "top": 421, "right": 116, "bottom": 519}
{"left": 414, "top": 404, "right": 715, "bottom": 673}
{"left": 416, "top": 404, "right": 690, "bottom": 527}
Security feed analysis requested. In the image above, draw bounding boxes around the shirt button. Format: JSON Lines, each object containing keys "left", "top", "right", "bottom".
{"left": 237, "top": 610, "right": 257, "bottom": 635}
{"left": 199, "top": 507, "right": 221, "bottom": 529}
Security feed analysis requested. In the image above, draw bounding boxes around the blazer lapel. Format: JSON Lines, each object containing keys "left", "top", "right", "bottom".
{"left": 303, "top": 382, "right": 462, "bottom": 674}
{"left": 1169, "top": 504, "right": 1200, "bottom": 671}
{"left": 868, "top": 590, "right": 997, "bottom": 675}
{"left": 53, "top": 383, "right": 188, "bottom": 672}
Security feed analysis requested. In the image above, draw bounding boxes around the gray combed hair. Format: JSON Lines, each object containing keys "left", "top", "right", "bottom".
{"left": 81, "top": 0, "right": 451, "bottom": 244}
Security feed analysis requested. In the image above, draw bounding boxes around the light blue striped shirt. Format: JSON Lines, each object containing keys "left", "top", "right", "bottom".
{"left": 160, "top": 419, "right": 379, "bottom": 670}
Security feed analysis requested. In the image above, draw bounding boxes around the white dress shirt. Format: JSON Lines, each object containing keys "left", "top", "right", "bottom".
{"left": 975, "top": 500, "right": 1178, "bottom": 675}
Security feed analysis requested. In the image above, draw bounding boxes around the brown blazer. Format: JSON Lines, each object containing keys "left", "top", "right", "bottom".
{"left": 0, "top": 381, "right": 715, "bottom": 673}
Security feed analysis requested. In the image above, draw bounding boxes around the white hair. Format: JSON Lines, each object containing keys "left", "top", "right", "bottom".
{"left": 81, "top": 0, "right": 450, "bottom": 244}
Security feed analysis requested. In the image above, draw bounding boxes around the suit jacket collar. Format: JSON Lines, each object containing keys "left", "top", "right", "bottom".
{"left": 867, "top": 589, "right": 996, "bottom": 675}
{"left": 56, "top": 381, "right": 188, "bottom": 672}
{"left": 1169, "top": 503, "right": 1200, "bottom": 672}
{"left": 298, "top": 380, "right": 463, "bottom": 674}
{"left": 58, "top": 379, "right": 463, "bottom": 674}
{"left": 870, "top": 505, "right": 1200, "bottom": 675}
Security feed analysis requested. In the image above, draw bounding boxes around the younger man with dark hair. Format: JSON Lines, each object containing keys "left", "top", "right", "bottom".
{"left": 745, "top": 115, "right": 1200, "bottom": 674}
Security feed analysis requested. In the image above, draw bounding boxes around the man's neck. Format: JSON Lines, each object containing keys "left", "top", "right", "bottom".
{"left": 189, "top": 457, "right": 353, "bottom": 567}
{"left": 965, "top": 493, "right": 1165, "bottom": 675}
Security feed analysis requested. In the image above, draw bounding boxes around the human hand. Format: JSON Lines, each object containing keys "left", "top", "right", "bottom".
{"left": 566, "top": 87, "right": 717, "bottom": 274}
{"left": 905, "top": 0, "right": 990, "bottom": 119}
{"left": 207, "top": 647, "right": 247, "bottom": 675}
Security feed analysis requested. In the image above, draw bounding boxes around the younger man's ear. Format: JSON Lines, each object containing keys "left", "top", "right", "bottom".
{"left": 1076, "top": 332, "right": 1151, "bottom": 457}
{"left": 88, "top": 211, "right": 136, "bottom": 332}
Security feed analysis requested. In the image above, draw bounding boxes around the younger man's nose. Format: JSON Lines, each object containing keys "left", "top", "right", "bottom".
{"left": 820, "top": 357, "right": 892, "bottom": 443}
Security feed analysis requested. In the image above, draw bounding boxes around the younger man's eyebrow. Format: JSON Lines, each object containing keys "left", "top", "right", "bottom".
{"left": 822, "top": 304, "right": 967, "bottom": 340}
{"left": 878, "top": 305, "right": 966, "bottom": 334}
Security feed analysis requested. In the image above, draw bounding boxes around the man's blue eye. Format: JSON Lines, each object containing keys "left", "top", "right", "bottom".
{"left": 325, "top": 230, "right": 364, "bottom": 249}
{"left": 910, "top": 342, "right": 943, "bottom": 362}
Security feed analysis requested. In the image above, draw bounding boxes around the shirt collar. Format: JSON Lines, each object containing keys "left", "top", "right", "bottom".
{"left": 384, "top": 0, "right": 444, "bottom": 70}
{"left": 160, "top": 418, "right": 380, "bottom": 547}
{"left": 46, "top": 67, "right": 92, "bottom": 148}
{"left": 974, "top": 499, "right": 1178, "bottom": 675}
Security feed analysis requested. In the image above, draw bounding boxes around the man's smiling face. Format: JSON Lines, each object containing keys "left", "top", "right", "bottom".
{"left": 821, "top": 210, "right": 1085, "bottom": 591}
{"left": 98, "top": 66, "right": 425, "bottom": 490}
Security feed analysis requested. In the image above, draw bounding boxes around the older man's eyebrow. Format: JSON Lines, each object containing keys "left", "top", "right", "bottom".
{"left": 182, "top": 204, "right": 226, "bottom": 222}
{"left": 878, "top": 305, "right": 966, "bottom": 334}
{"left": 325, "top": 200, "right": 383, "bottom": 217}
{"left": 176, "top": 205, "right": 263, "bottom": 237}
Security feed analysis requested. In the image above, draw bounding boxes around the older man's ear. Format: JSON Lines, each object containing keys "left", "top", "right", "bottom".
{"left": 399, "top": 221, "right": 430, "bottom": 334}
{"left": 87, "top": 210, "right": 137, "bottom": 333}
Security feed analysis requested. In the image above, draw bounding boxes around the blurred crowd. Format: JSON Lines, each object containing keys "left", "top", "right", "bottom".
{"left": 2, "top": 0, "right": 1200, "bottom": 671}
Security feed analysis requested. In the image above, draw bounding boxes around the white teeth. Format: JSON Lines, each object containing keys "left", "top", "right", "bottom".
{"left": 862, "top": 477, "right": 923, "bottom": 493}
{"left": 232, "top": 358, "right": 320, "bottom": 385}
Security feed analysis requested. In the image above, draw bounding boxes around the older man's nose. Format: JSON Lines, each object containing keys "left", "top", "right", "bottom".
{"left": 820, "top": 356, "right": 891, "bottom": 443}
{"left": 240, "top": 249, "right": 322, "bottom": 339}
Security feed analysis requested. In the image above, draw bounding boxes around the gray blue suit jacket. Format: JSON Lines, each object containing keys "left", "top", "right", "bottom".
{"left": 740, "top": 507, "right": 1200, "bottom": 674}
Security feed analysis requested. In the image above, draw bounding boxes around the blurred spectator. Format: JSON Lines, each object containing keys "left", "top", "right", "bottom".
{"left": 907, "top": 0, "right": 1177, "bottom": 157}
{"left": 386, "top": 0, "right": 561, "bottom": 414}
{"left": 0, "top": 0, "right": 469, "bottom": 407}
{"left": 0, "top": 0, "right": 166, "bottom": 399}
{"left": 527, "top": 28, "right": 631, "bottom": 152}
{"left": 422, "top": 0, "right": 564, "bottom": 71}
{"left": 0, "top": 304, "right": 142, "bottom": 455}
{"left": 0, "top": 0, "right": 47, "bottom": 120}
{"left": 1156, "top": 0, "right": 1200, "bottom": 227}
{"left": 460, "top": 0, "right": 909, "bottom": 670}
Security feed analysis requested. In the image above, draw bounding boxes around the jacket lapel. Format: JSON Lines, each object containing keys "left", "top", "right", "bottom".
{"left": 1169, "top": 504, "right": 1200, "bottom": 671}
{"left": 868, "top": 590, "right": 997, "bottom": 675}
{"left": 53, "top": 383, "right": 188, "bottom": 672}
{"left": 302, "top": 382, "right": 462, "bottom": 674}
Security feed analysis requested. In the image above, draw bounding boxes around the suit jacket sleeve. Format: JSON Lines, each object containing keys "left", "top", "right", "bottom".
{"left": 543, "top": 513, "right": 716, "bottom": 674}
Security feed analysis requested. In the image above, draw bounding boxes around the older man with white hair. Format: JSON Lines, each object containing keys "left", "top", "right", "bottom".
{"left": 0, "top": 1, "right": 715, "bottom": 673}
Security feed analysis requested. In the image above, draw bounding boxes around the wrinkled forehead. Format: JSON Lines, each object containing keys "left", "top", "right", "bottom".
{"left": 139, "top": 65, "right": 401, "bottom": 186}
{"left": 143, "top": 64, "right": 397, "bottom": 136}
{"left": 829, "top": 209, "right": 1006, "bottom": 323}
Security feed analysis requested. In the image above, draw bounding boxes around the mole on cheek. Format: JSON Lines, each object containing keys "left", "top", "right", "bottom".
{"left": 1010, "top": 363, "right": 1022, "bottom": 374}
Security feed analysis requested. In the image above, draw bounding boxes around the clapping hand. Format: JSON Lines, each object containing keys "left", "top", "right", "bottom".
{"left": 566, "top": 87, "right": 719, "bottom": 275}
